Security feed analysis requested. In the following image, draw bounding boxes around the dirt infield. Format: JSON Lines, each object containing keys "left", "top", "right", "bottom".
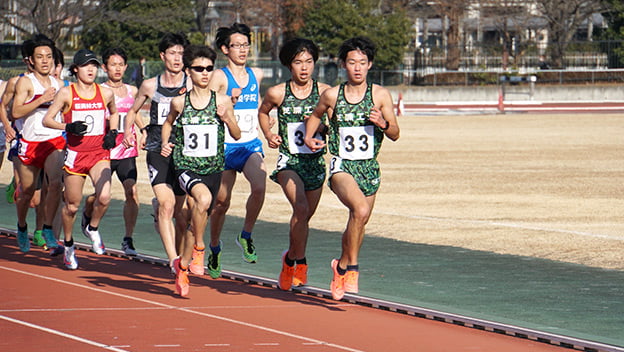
{"left": 4, "top": 112, "right": 622, "bottom": 270}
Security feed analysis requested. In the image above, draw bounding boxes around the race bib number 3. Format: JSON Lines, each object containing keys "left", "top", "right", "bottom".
{"left": 338, "top": 125, "right": 374, "bottom": 160}
{"left": 72, "top": 110, "right": 105, "bottom": 136}
{"left": 287, "top": 122, "right": 318, "bottom": 154}
{"left": 183, "top": 124, "right": 218, "bottom": 157}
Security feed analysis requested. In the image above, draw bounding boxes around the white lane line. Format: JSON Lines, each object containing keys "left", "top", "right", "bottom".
{"left": 255, "top": 342, "right": 280, "bottom": 346}
{"left": 0, "top": 314, "right": 130, "bottom": 352}
{"left": 205, "top": 344, "right": 231, "bottom": 347}
{"left": 0, "top": 265, "right": 365, "bottom": 352}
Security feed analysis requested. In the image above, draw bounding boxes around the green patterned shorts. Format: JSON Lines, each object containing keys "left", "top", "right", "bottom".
{"left": 328, "top": 156, "right": 380, "bottom": 196}
{"left": 270, "top": 152, "right": 326, "bottom": 191}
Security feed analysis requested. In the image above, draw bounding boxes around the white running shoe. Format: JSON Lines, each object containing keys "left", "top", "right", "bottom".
{"left": 83, "top": 226, "right": 106, "bottom": 255}
{"left": 64, "top": 245, "right": 78, "bottom": 270}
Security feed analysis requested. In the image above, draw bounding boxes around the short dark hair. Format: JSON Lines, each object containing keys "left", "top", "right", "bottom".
{"left": 279, "top": 38, "right": 319, "bottom": 67}
{"left": 158, "top": 32, "right": 189, "bottom": 53}
{"left": 338, "top": 36, "right": 376, "bottom": 63}
{"left": 21, "top": 39, "right": 35, "bottom": 59}
{"left": 30, "top": 34, "right": 56, "bottom": 56}
{"left": 183, "top": 45, "right": 217, "bottom": 68}
{"left": 215, "top": 23, "right": 251, "bottom": 49}
{"left": 102, "top": 47, "right": 128, "bottom": 65}
{"left": 54, "top": 47, "right": 64, "bottom": 67}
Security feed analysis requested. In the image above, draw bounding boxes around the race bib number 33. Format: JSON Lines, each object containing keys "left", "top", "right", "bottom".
{"left": 183, "top": 124, "right": 218, "bottom": 157}
{"left": 338, "top": 125, "right": 374, "bottom": 160}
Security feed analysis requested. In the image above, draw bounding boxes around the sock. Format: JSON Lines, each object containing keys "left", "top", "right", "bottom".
{"left": 284, "top": 255, "right": 295, "bottom": 267}
{"left": 337, "top": 264, "right": 347, "bottom": 276}
{"left": 194, "top": 245, "right": 205, "bottom": 252}
{"left": 88, "top": 224, "right": 98, "bottom": 231}
{"left": 123, "top": 237, "right": 132, "bottom": 242}
{"left": 240, "top": 230, "right": 252, "bottom": 239}
{"left": 295, "top": 257, "right": 307, "bottom": 265}
{"left": 347, "top": 264, "right": 359, "bottom": 272}
{"left": 17, "top": 224, "right": 27, "bottom": 233}
{"left": 64, "top": 238, "right": 74, "bottom": 247}
{"left": 210, "top": 243, "right": 221, "bottom": 253}
{"left": 43, "top": 224, "right": 52, "bottom": 230}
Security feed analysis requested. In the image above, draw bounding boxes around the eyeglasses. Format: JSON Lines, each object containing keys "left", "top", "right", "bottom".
{"left": 229, "top": 43, "right": 250, "bottom": 50}
{"left": 189, "top": 65, "right": 214, "bottom": 73}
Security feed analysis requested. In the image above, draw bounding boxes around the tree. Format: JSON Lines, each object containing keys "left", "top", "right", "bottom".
{"left": 81, "top": 0, "right": 196, "bottom": 59}
{"left": 428, "top": 0, "right": 471, "bottom": 71}
{"left": 298, "top": 0, "right": 411, "bottom": 69}
{"left": 479, "top": 0, "right": 533, "bottom": 70}
{"left": 0, "top": 0, "right": 109, "bottom": 50}
{"left": 535, "top": 0, "right": 607, "bottom": 68}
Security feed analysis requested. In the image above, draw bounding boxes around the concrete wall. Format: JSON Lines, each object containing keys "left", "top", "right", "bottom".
{"left": 389, "top": 85, "right": 624, "bottom": 103}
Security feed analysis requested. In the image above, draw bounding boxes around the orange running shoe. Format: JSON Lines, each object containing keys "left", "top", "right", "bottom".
{"left": 173, "top": 257, "right": 189, "bottom": 297}
{"left": 278, "top": 250, "right": 295, "bottom": 291}
{"left": 330, "top": 259, "right": 345, "bottom": 300}
{"left": 344, "top": 270, "right": 359, "bottom": 293}
{"left": 189, "top": 247, "right": 205, "bottom": 275}
{"left": 293, "top": 263, "right": 308, "bottom": 287}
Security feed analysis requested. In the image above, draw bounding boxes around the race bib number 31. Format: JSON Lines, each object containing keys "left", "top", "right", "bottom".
{"left": 338, "top": 125, "right": 374, "bottom": 160}
{"left": 183, "top": 124, "right": 218, "bottom": 157}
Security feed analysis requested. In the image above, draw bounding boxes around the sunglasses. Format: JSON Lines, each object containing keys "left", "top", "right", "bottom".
{"left": 189, "top": 65, "right": 214, "bottom": 73}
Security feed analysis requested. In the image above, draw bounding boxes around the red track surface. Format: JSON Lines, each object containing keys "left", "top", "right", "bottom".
{"left": 0, "top": 235, "right": 563, "bottom": 352}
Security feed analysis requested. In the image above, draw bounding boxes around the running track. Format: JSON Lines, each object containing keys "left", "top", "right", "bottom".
{"left": 0, "top": 234, "right": 565, "bottom": 352}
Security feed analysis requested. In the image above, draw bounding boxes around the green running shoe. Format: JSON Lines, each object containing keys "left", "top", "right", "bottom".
{"left": 207, "top": 248, "right": 222, "bottom": 279}
{"left": 235, "top": 234, "right": 257, "bottom": 263}
{"left": 33, "top": 230, "right": 46, "bottom": 247}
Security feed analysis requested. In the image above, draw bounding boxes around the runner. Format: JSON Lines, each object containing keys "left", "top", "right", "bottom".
{"left": 304, "top": 36, "right": 400, "bottom": 300}
{"left": 10, "top": 35, "right": 65, "bottom": 253}
{"left": 42, "top": 49, "right": 119, "bottom": 269}
{"left": 258, "top": 38, "right": 331, "bottom": 290}
{"left": 82, "top": 47, "right": 142, "bottom": 256}
{"left": 161, "top": 44, "right": 240, "bottom": 296}
{"left": 122, "top": 33, "right": 192, "bottom": 270}
{"left": 208, "top": 23, "right": 266, "bottom": 268}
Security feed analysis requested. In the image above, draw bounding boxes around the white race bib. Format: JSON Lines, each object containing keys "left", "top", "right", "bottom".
{"left": 338, "top": 125, "right": 374, "bottom": 160}
{"left": 286, "top": 122, "right": 318, "bottom": 154}
{"left": 157, "top": 101, "right": 171, "bottom": 125}
{"left": 234, "top": 108, "right": 257, "bottom": 135}
{"left": 182, "top": 124, "right": 218, "bottom": 157}
{"left": 117, "top": 112, "right": 127, "bottom": 133}
{"left": 72, "top": 110, "right": 105, "bottom": 136}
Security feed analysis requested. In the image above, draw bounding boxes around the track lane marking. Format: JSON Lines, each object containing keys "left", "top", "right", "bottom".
{"left": 0, "top": 265, "right": 365, "bottom": 352}
{"left": 0, "top": 314, "right": 130, "bottom": 352}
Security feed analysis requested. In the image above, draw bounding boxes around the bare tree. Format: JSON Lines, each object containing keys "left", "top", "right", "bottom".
{"left": 535, "top": 0, "right": 607, "bottom": 68}
{"left": 428, "top": 0, "right": 471, "bottom": 70}
{"left": 0, "top": 0, "right": 108, "bottom": 50}
{"left": 479, "top": 0, "right": 532, "bottom": 69}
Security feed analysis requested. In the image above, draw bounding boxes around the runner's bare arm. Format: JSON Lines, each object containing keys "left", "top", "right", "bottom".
{"left": 258, "top": 84, "right": 284, "bottom": 149}
{"left": 304, "top": 87, "right": 337, "bottom": 152}
{"left": 160, "top": 95, "right": 183, "bottom": 157}
{"left": 372, "top": 85, "right": 400, "bottom": 141}
{"left": 41, "top": 87, "right": 70, "bottom": 130}
{"left": 217, "top": 93, "right": 240, "bottom": 141}
{"left": 124, "top": 78, "right": 155, "bottom": 147}
{"left": 11, "top": 76, "right": 56, "bottom": 119}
